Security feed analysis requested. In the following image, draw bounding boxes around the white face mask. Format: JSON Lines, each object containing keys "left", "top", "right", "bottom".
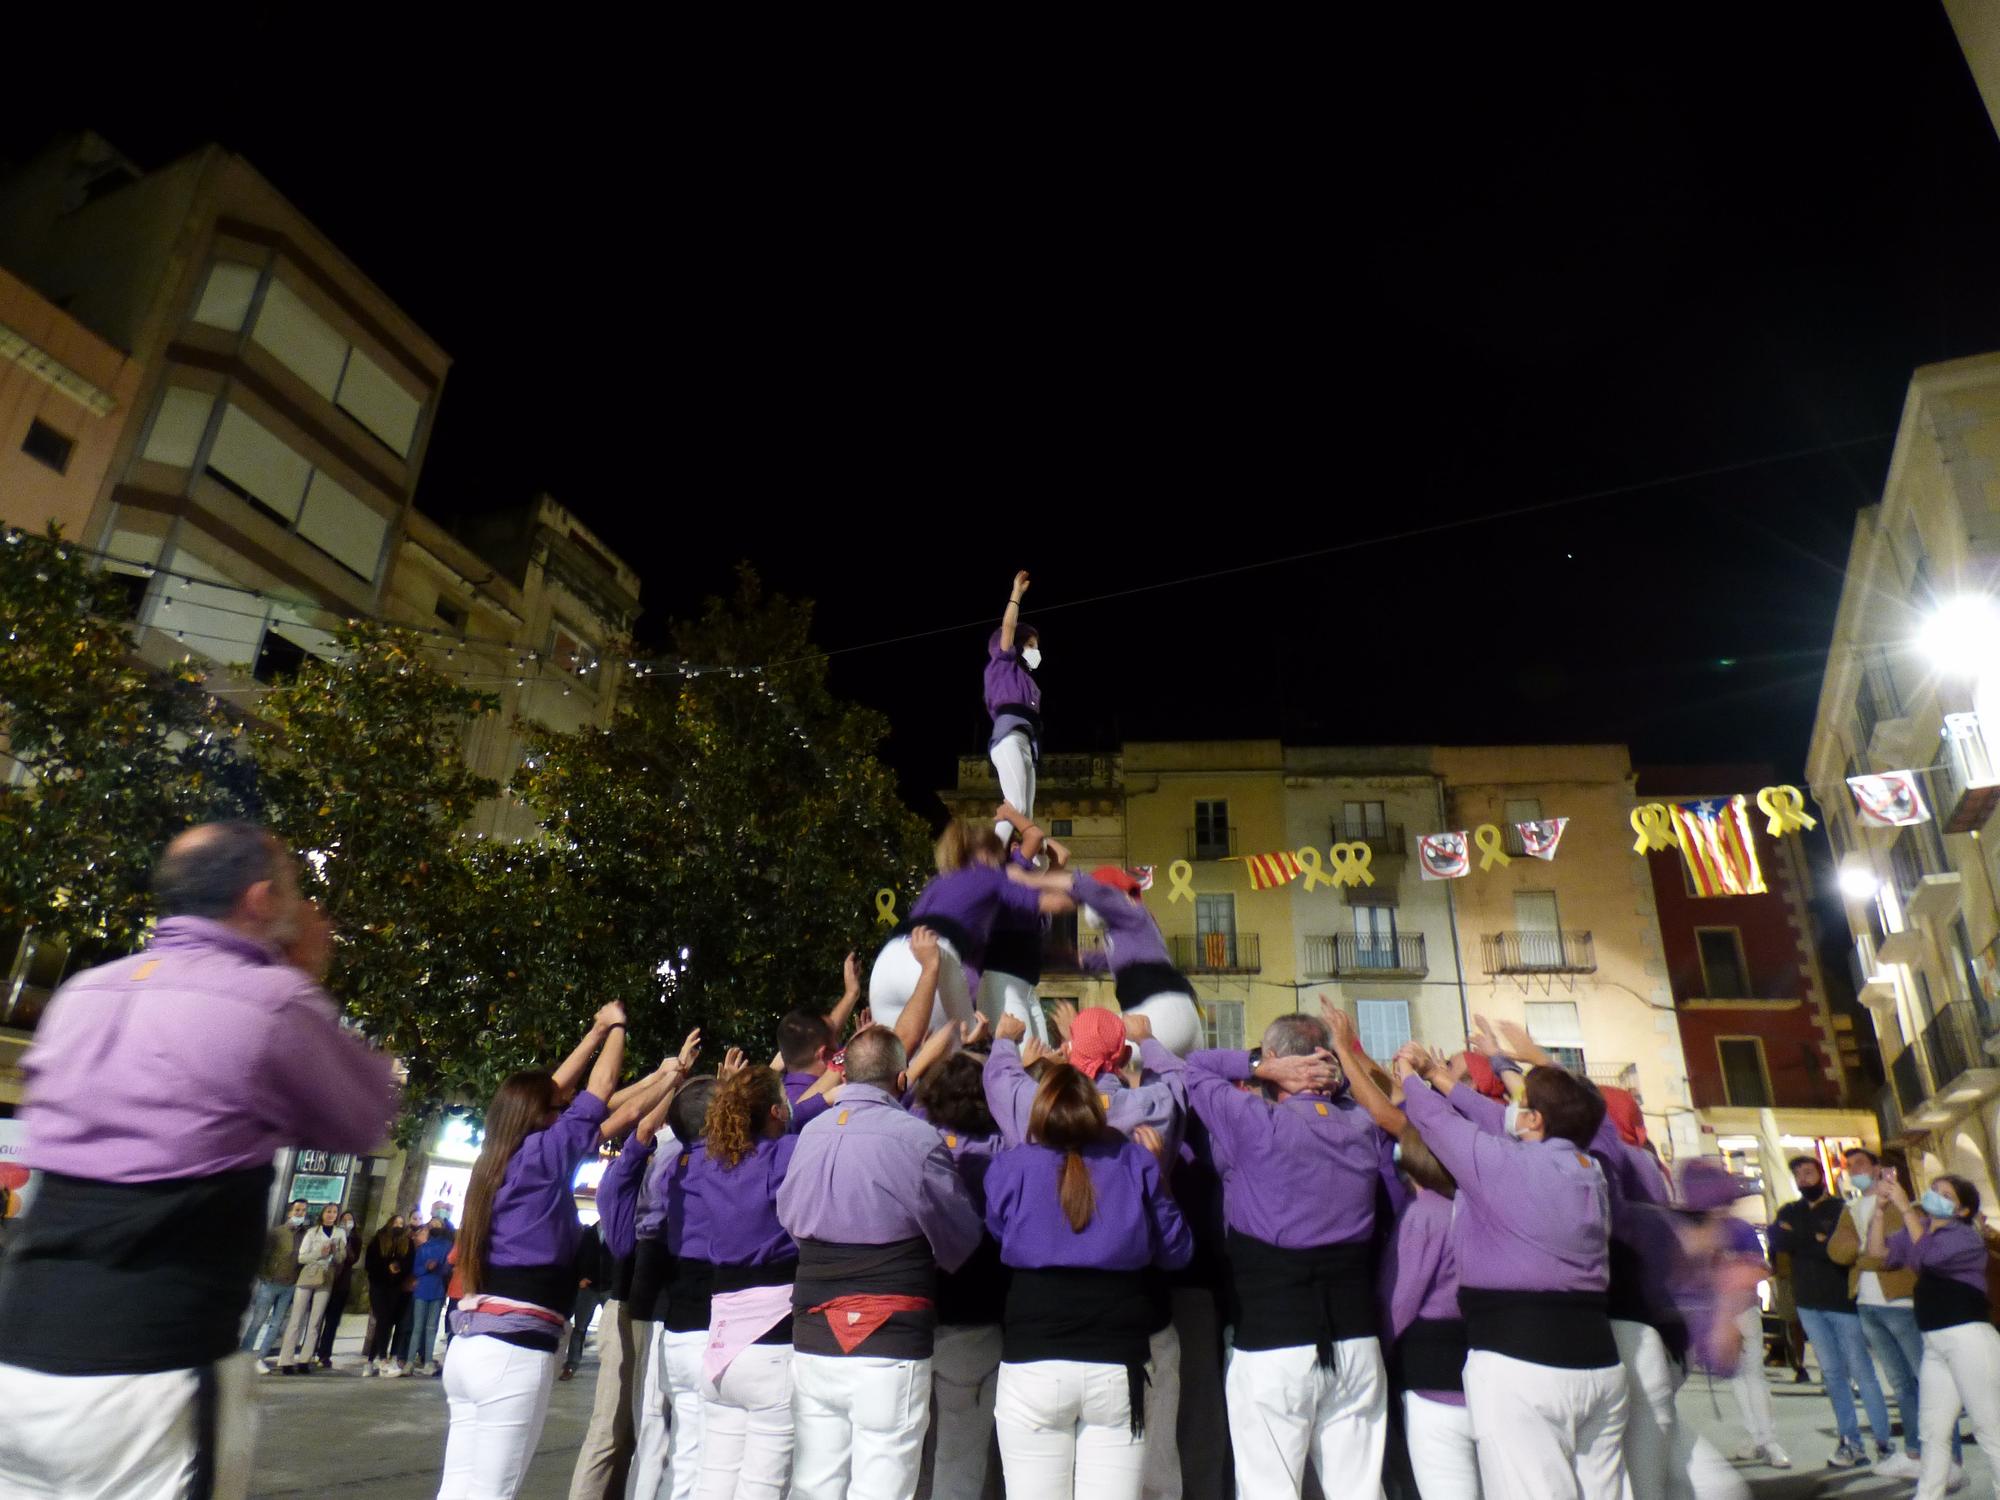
{"left": 1021, "top": 647, "right": 1042, "bottom": 670}
{"left": 1503, "top": 1103, "right": 1528, "bottom": 1139}
{"left": 288, "top": 1214, "right": 306, "bottom": 1227}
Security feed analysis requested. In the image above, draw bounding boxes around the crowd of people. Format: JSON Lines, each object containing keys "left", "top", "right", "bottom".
{"left": 0, "top": 572, "right": 1998, "bottom": 1500}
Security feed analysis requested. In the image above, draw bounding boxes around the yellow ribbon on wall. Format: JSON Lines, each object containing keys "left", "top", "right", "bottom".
{"left": 1166, "top": 860, "right": 1195, "bottom": 904}
{"left": 1296, "top": 847, "right": 1335, "bottom": 892}
{"left": 1755, "top": 784, "right": 1817, "bottom": 837}
{"left": 1473, "top": 824, "right": 1511, "bottom": 871}
{"left": 1328, "top": 842, "right": 1376, "bottom": 887}
{"left": 874, "top": 888, "right": 898, "bottom": 926}
{"left": 1630, "top": 804, "right": 1677, "bottom": 854}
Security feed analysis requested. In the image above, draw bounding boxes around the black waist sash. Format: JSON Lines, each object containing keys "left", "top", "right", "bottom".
{"left": 0, "top": 1164, "right": 272, "bottom": 1375}
{"left": 891, "top": 915, "right": 976, "bottom": 964}
{"left": 792, "top": 1237, "right": 937, "bottom": 1360}
{"left": 981, "top": 926, "right": 1044, "bottom": 984}
{"left": 628, "top": 1237, "right": 670, "bottom": 1323}
{"left": 1459, "top": 1287, "right": 1619, "bottom": 1370}
{"left": 1394, "top": 1316, "right": 1470, "bottom": 1394}
{"left": 483, "top": 1261, "right": 579, "bottom": 1319}
{"left": 1226, "top": 1230, "right": 1375, "bottom": 1367}
{"left": 1916, "top": 1272, "right": 1992, "bottom": 1332}
{"left": 1115, "top": 962, "right": 1196, "bottom": 1008}
{"left": 1606, "top": 1239, "right": 1690, "bottom": 1364}
{"left": 938, "top": 1234, "right": 1009, "bottom": 1328}
{"left": 992, "top": 704, "right": 1043, "bottom": 755}
{"left": 714, "top": 1256, "right": 799, "bottom": 1345}
{"left": 1003, "top": 1267, "right": 1156, "bottom": 1436}
{"left": 663, "top": 1255, "right": 713, "bottom": 1334}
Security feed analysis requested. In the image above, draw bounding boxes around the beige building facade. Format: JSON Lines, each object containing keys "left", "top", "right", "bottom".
{"left": 1804, "top": 351, "right": 2000, "bottom": 1210}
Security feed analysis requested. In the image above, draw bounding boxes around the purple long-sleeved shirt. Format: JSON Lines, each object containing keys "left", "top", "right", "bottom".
{"left": 598, "top": 1136, "right": 653, "bottom": 1258}
{"left": 1403, "top": 1081, "right": 1608, "bottom": 1294}
{"left": 1070, "top": 875, "right": 1171, "bottom": 972}
{"left": 21, "top": 917, "right": 398, "bottom": 1181}
{"left": 1885, "top": 1220, "right": 1989, "bottom": 1294}
{"left": 1389, "top": 1190, "right": 1466, "bottom": 1406}
{"left": 984, "top": 629, "right": 1040, "bottom": 747}
{"left": 775, "top": 1083, "right": 984, "bottom": 1273}
{"left": 488, "top": 1091, "right": 607, "bottom": 1269}
{"left": 910, "top": 865, "right": 1044, "bottom": 965}
{"left": 687, "top": 1134, "right": 798, "bottom": 1266}
{"left": 1183, "top": 1050, "right": 1387, "bottom": 1249}
{"left": 984, "top": 1037, "right": 1188, "bottom": 1159}
{"left": 984, "top": 1137, "right": 1192, "bottom": 1272}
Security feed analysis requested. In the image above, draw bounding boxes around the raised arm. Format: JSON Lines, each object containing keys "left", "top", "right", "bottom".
{"left": 998, "top": 570, "right": 1029, "bottom": 653}
{"left": 983, "top": 1023, "right": 1038, "bottom": 1146}
{"left": 908, "top": 1020, "right": 963, "bottom": 1089}
{"left": 1324, "top": 1002, "right": 1406, "bottom": 1135}
{"left": 894, "top": 926, "right": 945, "bottom": 1061}
{"left": 826, "top": 951, "right": 864, "bottom": 1036}
{"left": 609, "top": 1028, "right": 701, "bottom": 1112}
{"left": 258, "top": 979, "right": 401, "bottom": 1155}
{"left": 1492, "top": 1016, "right": 1556, "bottom": 1072}
{"left": 553, "top": 1003, "right": 627, "bottom": 1095}
{"left": 596, "top": 1135, "right": 655, "bottom": 1258}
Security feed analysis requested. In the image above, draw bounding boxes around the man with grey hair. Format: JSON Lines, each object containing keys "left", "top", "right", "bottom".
{"left": 1180, "top": 1007, "right": 1396, "bottom": 1497}
{"left": 0, "top": 821, "right": 399, "bottom": 1499}
{"left": 777, "top": 1025, "right": 983, "bottom": 1500}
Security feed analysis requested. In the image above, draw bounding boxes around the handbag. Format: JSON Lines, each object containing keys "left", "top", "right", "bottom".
{"left": 298, "top": 1260, "right": 329, "bottom": 1289}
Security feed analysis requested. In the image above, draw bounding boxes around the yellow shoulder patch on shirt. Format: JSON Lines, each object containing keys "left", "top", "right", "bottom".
{"left": 945, "top": 1134, "right": 958, "bottom": 1149}
{"left": 1315, "top": 1101, "right": 1329, "bottom": 1116}
{"left": 837, "top": 1110, "right": 849, "bottom": 1126}
{"left": 133, "top": 960, "right": 161, "bottom": 980}
{"left": 1099, "top": 1095, "right": 1112, "bottom": 1111}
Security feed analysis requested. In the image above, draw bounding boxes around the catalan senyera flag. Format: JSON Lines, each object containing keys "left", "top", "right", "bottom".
{"left": 1229, "top": 851, "right": 1304, "bottom": 891}
{"left": 1669, "top": 795, "right": 1766, "bottom": 897}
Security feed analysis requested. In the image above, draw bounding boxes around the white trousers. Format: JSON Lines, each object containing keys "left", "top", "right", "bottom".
{"left": 1462, "top": 1349, "right": 1626, "bottom": 1500}
{"left": 995, "top": 1358, "right": 1147, "bottom": 1500}
{"left": 869, "top": 934, "right": 975, "bottom": 1041}
{"left": 976, "top": 969, "right": 1050, "bottom": 1046}
{"left": 1127, "top": 991, "right": 1203, "bottom": 1058}
{"left": 1224, "top": 1337, "right": 1386, "bottom": 1498}
{"left": 991, "top": 732, "right": 1036, "bottom": 843}
{"left": 1917, "top": 1322, "right": 2000, "bottom": 1500}
{"left": 928, "top": 1324, "right": 1002, "bottom": 1500}
{"left": 1611, "top": 1320, "right": 1687, "bottom": 1500}
{"left": 1142, "top": 1323, "right": 1182, "bottom": 1500}
{"left": 631, "top": 1326, "right": 706, "bottom": 1500}
{"left": 278, "top": 1282, "right": 333, "bottom": 1366}
{"left": 440, "top": 1333, "right": 561, "bottom": 1500}
{"left": 1728, "top": 1307, "right": 1775, "bottom": 1450}
{"left": 791, "top": 1351, "right": 932, "bottom": 1500}
{"left": 697, "top": 1344, "right": 793, "bottom": 1500}
{"left": 1405, "top": 1392, "right": 1482, "bottom": 1500}
{"left": 0, "top": 1352, "right": 256, "bottom": 1500}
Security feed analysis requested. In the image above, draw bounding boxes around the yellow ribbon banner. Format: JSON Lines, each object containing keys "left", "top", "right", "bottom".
{"left": 1472, "top": 824, "right": 1511, "bottom": 871}
{"left": 1328, "top": 842, "right": 1376, "bottom": 888}
{"left": 1630, "top": 804, "right": 1678, "bottom": 854}
{"left": 1296, "top": 846, "right": 1335, "bottom": 892}
{"left": 874, "top": 888, "right": 898, "bottom": 926}
{"left": 1166, "top": 859, "right": 1195, "bottom": 904}
{"left": 1755, "top": 784, "right": 1817, "bottom": 837}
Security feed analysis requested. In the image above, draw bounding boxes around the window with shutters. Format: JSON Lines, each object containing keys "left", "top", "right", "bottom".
{"left": 1717, "top": 1038, "right": 1772, "bottom": 1107}
{"left": 1355, "top": 999, "right": 1411, "bottom": 1060}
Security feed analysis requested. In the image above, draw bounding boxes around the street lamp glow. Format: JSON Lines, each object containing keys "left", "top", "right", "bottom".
{"left": 1918, "top": 595, "right": 2000, "bottom": 678}
{"left": 1838, "top": 867, "right": 1880, "bottom": 900}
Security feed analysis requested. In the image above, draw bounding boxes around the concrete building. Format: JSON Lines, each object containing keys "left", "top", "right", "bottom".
{"left": 1804, "top": 351, "right": 2000, "bottom": 1210}
{"left": 0, "top": 131, "right": 449, "bottom": 681}
{"left": 385, "top": 497, "right": 641, "bottom": 841}
{"left": 1635, "top": 764, "right": 1879, "bottom": 1215}
{"left": 0, "top": 265, "right": 142, "bottom": 538}
{"left": 944, "top": 739, "right": 1700, "bottom": 1152}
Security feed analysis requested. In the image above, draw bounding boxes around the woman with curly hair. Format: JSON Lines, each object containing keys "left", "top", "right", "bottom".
{"left": 684, "top": 1066, "right": 798, "bottom": 1500}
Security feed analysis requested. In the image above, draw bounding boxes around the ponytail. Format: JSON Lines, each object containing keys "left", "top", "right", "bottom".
{"left": 1028, "top": 1062, "right": 1110, "bottom": 1235}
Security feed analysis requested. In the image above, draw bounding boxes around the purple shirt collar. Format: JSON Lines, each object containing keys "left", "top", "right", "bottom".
{"left": 150, "top": 915, "right": 286, "bottom": 966}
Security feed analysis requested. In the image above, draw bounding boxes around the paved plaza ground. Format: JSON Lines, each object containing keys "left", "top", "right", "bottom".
{"left": 247, "top": 1315, "right": 1988, "bottom": 1498}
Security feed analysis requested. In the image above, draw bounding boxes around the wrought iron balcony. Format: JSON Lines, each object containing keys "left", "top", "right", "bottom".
{"left": 1171, "top": 931, "right": 1260, "bottom": 973}
{"left": 1889, "top": 1045, "right": 1927, "bottom": 1116}
{"left": 1329, "top": 820, "right": 1405, "bottom": 855}
{"left": 1940, "top": 714, "right": 2000, "bottom": 835}
{"left": 1912, "top": 1002, "right": 2000, "bottom": 1116}
{"left": 1481, "top": 930, "right": 1595, "bottom": 975}
{"left": 1303, "top": 932, "right": 1428, "bottom": 979}
{"left": 1186, "top": 825, "right": 1238, "bottom": 861}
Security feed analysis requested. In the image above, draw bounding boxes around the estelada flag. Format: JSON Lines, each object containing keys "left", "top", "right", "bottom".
{"left": 1517, "top": 818, "right": 1568, "bottom": 860}
{"left": 1417, "top": 832, "right": 1469, "bottom": 880}
{"left": 1847, "top": 772, "right": 1930, "bottom": 829}
{"left": 1668, "top": 796, "right": 1766, "bottom": 897}
{"left": 1229, "top": 852, "right": 1303, "bottom": 890}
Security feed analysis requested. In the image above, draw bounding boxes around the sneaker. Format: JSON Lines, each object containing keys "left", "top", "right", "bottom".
{"left": 255, "top": 1359, "right": 275, "bottom": 1375}
{"left": 1826, "top": 1440, "right": 1868, "bottom": 1469}
{"left": 1761, "top": 1442, "right": 1792, "bottom": 1470}
{"left": 380, "top": 1363, "right": 406, "bottom": 1379}
{"left": 1875, "top": 1452, "right": 1923, "bottom": 1479}
{"left": 360, "top": 1361, "right": 378, "bottom": 1377}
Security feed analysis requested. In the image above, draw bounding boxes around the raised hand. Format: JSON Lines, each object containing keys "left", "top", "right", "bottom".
{"left": 852, "top": 1008, "right": 872, "bottom": 1034}
{"left": 676, "top": 1028, "right": 703, "bottom": 1072}
{"left": 910, "top": 925, "right": 941, "bottom": 971}
{"left": 962, "top": 1013, "right": 994, "bottom": 1048}
{"left": 1467, "top": 1014, "right": 1502, "bottom": 1058}
{"left": 1021, "top": 1036, "right": 1056, "bottom": 1070}
{"left": 1258, "top": 1049, "right": 1340, "bottom": 1095}
{"left": 910, "top": 1021, "right": 961, "bottom": 1081}
{"left": 1042, "top": 835, "right": 1071, "bottom": 869}
{"left": 719, "top": 1046, "right": 747, "bottom": 1080}
{"left": 1133, "top": 1124, "right": 1169, "bottom": 1165}
{"left": 1050, "top": 1000, "right": 1078, "bottom": 1042}
{"left": 842, "top": 951, "right": 861, "bottom": 998}
{"left": 1011, "top": 570, "right": 1031, "bottom": 600}
{"left": 996, "top": 1013, "right": 1028, "bottom": 1045}
{"left": 1122, "top": 1010, "right": 1154, "bottom": 1042}
{"left": 595, "top": 1001, "right": 629, "bottom": 1032}
{"left": 1319, "top": 997, "right": 1359, "bottom": 1054}
{"left": 1493, "top": 1018, "right": 1551, "bottom": 1068}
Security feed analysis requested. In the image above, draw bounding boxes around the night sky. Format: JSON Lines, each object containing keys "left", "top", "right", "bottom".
{"left": 11, "top": 9, "right": 2000, "bottom": 814}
